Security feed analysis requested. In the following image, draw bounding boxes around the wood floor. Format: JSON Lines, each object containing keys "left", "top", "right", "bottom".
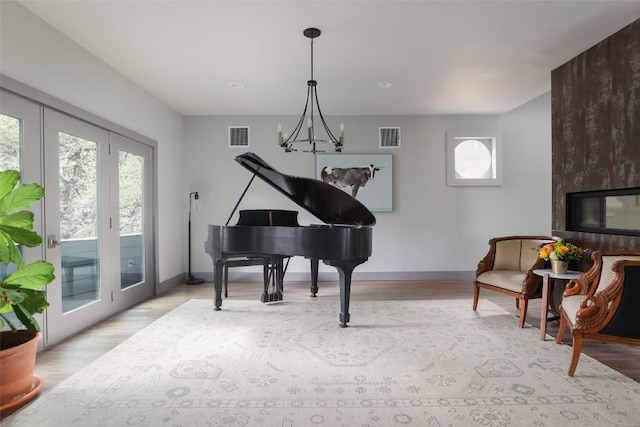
{"left": 33, "top": 279, "right": 640, "bottom": 396}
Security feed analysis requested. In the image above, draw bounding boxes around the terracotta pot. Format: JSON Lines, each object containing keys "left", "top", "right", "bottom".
{"left": 0, "top": 330, "right": 40, "bottom": 406}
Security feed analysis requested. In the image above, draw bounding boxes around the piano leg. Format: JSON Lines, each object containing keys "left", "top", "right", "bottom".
{"left": 214, "top": 258, "right": 225, "bottom": 310}
{"left": 325, "top": 258, "right": 366, "bottom": 328}
{"left": 260, "top": 260, "right": 270, "bottom": 303}
{"left": 310, "top": 258, "right": 319, "bottom": 297}
{"left": 274, "top": 256, "right": 285, "bottom": 301}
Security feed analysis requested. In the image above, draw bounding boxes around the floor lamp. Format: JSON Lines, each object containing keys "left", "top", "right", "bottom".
{"left": 186, "top": 191, "right": 204, "bottom": 285}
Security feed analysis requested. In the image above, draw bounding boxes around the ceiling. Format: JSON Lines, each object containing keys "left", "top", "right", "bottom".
{"left": 18, "top": 1, "right": 640, "bottom": 116}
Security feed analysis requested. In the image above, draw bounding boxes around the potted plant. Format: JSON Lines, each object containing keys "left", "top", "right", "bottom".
{"left": 538, "top": 238, "right": 584, "bottom": 274}
{"left": 0, "top": 169, "right": 55, "bottom": 412}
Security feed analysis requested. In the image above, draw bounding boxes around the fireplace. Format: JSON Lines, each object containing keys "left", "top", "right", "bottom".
{"left": 567, "top": 188, "right": 640, "bottom": 237}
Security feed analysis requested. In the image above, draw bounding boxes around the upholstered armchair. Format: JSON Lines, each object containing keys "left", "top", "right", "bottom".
{"left": 473, "top": 235, "right": 558, "bottom": 328}
{"left": 556, "top": 250, "right": 640, "bottom": 376}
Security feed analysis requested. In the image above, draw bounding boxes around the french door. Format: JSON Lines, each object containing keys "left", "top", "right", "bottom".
{"left": 0, "top": 91, "right": 45, "bottom": 336}
{"left": 43, "top": 109, "right": 154, "bottom": 344}
{"left": 109, "top": 133, "right": 154, "bottom": 312}
{"left": 2, "top": 94, "right": 155, "bottom": 345}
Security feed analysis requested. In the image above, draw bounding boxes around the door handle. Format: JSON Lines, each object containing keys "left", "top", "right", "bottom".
{"left": 47, "top": 235, "right": 60, "bottom": 248}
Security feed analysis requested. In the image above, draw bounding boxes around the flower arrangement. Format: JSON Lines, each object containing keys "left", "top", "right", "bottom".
{"left": 538, "top": 239, "right": 584, "bottom": 262}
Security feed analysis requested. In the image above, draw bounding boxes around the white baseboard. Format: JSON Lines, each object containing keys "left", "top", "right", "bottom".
{"left": 195, "top": 270, "right": 475, "bottom": 283}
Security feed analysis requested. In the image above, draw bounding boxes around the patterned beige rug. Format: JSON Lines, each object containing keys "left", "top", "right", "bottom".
{"left": 4, "top": 299, "right": 640, "bottom": 426}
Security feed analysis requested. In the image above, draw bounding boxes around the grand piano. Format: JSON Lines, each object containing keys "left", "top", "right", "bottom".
{"left": 205, "top": 152, "right": 376, "bottom": 327}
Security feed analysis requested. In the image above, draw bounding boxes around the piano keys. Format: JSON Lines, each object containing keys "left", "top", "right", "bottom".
{"left": 205, "top": 152, "right": 375, "bottom": 327}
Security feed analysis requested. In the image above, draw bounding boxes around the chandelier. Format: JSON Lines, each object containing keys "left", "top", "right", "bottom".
{"left": 278, "top": 28, "right": 344, "bottom": 154}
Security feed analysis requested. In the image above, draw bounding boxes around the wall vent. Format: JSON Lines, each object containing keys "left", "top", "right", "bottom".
{"left": 228, "top": 126, "right": 249, "bottom": 147}
{"left": 379, "top": 127, "right": 400, "bottom": 148}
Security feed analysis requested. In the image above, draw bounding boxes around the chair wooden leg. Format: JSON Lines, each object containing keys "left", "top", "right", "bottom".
{"left": 472, "top": 283, "right": 479, "bottom": 310}
{"left": 568, "top": 334, "right": 584, "bottom": 377}
{"left": 515, "top": 298, "right": 520, "bottom": 309}
{"left": 556, "top": 313, "right": 567, "bottom": 344}
{"left": 518, "top": 298, "right": 528, "bottom": 328}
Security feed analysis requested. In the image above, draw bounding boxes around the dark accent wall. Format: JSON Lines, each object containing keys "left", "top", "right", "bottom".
{"left": 551, "top": 19, "right": 640, "bottom": 269}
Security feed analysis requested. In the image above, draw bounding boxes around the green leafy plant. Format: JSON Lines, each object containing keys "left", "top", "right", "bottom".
{"left": 0, "top": 170, "right": 54, "bottom": 332}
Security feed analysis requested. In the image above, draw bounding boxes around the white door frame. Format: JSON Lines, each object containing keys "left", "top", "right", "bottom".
{"left": 2, "top": 80, "right": 158, "bottom": 347}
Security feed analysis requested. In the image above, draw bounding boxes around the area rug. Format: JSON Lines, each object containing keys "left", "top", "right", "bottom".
{"left": 4, "top": 299, "right": 640, "bottom": 427}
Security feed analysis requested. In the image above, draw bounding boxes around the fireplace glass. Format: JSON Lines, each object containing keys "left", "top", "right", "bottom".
{"left": 567, "top": 188, "right": 640, "bottom": 236}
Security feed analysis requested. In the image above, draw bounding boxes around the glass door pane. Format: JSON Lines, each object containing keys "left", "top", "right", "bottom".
{"left": 0, "top": 113, "right": 21, "bottom": 171}
{"left": 0, "top": 91, "right": 42, "bottom": 182}
{"left": 58, "top": 132, "right": 100, "bottom": 312}
{"left": 109, "top": 133, "right": 153, "bottom": 312}
{"left": 0, "top": 113, "right": 22, "bottom": 281}
{"left": 119, "top": 151, "right": 144, "bottom": 289}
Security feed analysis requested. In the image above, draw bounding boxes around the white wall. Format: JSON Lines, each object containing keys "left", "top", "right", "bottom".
{"left": 0, "top": 1, "right": 185, "bottom": 286}
{"left": 1, "top": 1, "right": 553, "bottom": 284}
{"left": 186, "top": 91, "right": 552, "bottom": 281}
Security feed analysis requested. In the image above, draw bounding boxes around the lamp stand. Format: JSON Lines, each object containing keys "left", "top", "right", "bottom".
{"left": 186, "top": 192, "right": 204, "bottom": 285}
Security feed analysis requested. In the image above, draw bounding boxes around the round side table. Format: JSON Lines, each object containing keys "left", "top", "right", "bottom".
{"left": 533, "top": 269, "right": 583, "bottom": 341}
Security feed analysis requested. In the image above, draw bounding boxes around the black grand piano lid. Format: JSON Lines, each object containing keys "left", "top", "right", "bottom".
{"left": 235, "top": 152, "right": 376, "bottom": 227}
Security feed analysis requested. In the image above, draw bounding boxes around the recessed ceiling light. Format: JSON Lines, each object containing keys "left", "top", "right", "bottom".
{"left": 230, "top": 82, "right": 245, "bottom": 89}
{"left": 378, "top": 81, "right": 392, "bottom": 89}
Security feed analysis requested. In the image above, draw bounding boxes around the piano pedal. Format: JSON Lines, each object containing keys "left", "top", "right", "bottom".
{"left": 262, "top": 291, "right": 283, "bottom": 302}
